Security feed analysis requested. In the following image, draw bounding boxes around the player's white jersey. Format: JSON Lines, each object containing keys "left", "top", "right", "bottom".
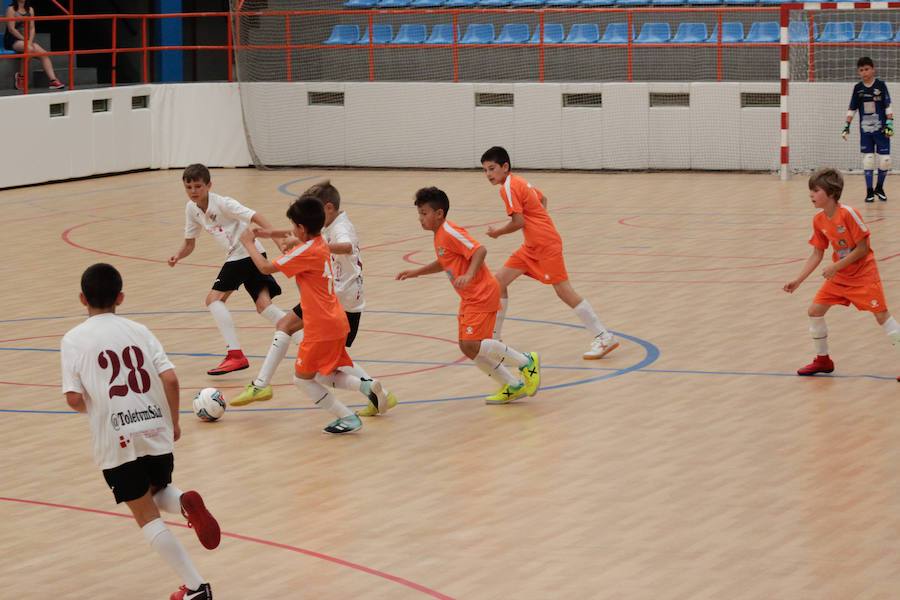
{"left": 184, "top": 191, "right": 265, "bottom": 262}
{"left": 323, "top": 211, "right": 365, "bottom": 312}
{"left": 61, "top": 313, "right": 176, "bottom": 470}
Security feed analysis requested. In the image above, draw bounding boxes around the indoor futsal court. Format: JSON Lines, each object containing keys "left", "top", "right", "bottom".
{"left": 3, "top": 167, "right": 900, "bottom": 598}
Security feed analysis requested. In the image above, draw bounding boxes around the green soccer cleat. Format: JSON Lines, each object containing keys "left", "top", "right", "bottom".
{"left": 519, "top": 352, "right": 541, "bottom": 397}
{"left": 485, "top": 382, "right": 527, "bottom": 405}
{"left": 324, "top": 414, "right": 363, "bottom": 434}
{"left": 229, "top": 382, "right": 273, "bottom": 407}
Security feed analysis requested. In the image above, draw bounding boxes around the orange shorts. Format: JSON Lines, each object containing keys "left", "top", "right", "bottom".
{"left": 458, "top": 310, "right": 497, "bottom": 341}
{"left": 813, "top": 278, "right": 889, "bottom": 313}
{"left": 505, "top": 245, "right": 568, "bottom": 285}
{"left": 295, "top": 337, "right": 353, "bottom": 376}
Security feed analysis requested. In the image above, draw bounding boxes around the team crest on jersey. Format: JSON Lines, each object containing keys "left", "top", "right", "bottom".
{"left": 871, "top": 299, "right": 880, "bottom": 307}
{"left": 836, "top": 226, "right": 845, "bottom": 233}
{"left": 466, "top": 326, "right": 474, "bottom": 334}
{"left": 838, "top": 239, "right": 848, "bottom": 248}
{"left": 437, "top": 247, "right": 445, "bottom": 256}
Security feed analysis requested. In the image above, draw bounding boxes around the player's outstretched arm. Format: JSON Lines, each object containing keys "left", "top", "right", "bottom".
{"left": 158, "top": 369, "right": 181, "bottom": 442}
{"left": 487, "top": 213, "right": 525, "bottom": 239}
{"left": 396, "top": 260, "right": 442, "bottom": 280}
{"left": 328, "top": 242, "right": 353, "bottom": 255}
{"left": 250, "top": 211, "right": 275, "bottom": 231}
{"left": 783, "top": 247, "right": 825, "bottom": 293}
{"left": 65, "top": 392, "right": 86, "bottom": 413}
{"left": 167, "top": 238, "right": 196, "bottom": 267}
{"left": 239, "top": 228, "right": 279, "bottom": 274}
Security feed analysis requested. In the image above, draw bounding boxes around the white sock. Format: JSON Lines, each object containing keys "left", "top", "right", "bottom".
{"left": 882, "top": 316, "right": 900, "bottom": 347}
{"left": 474, "top": 355, "right": 519, "bottom": 386}
{"left": 293, "top": 376, "right": 352, "bottom": 418}
{"left": 493, "top": 298, "right": 508, "bottom": 339}
{"left": 809, "top": 316, "right": 829, "bottom": 355}
{"left": 152, "top": 485, "right": 184, "bottom": 515}
{"left": 315, "top": 371, "right": 362, "bottom": 392}
{"left": 142, "top": 518, "right": 205, "bottom": 590}
{"left": 208, "top": 300, "right": 241, "bottom": 351}
{"left": 253, "top": 331, "right": 291, "bottom": 388}
{"left": 478, "top": 338, "right": 529, "bottom": 369}
{"left": 340, "top": 362, "right": 372, "bottom": 381}
{"left": 572, "top": 299, "right": 609, "bottom": 337}
{"left": 260, "top": 304, "right": 286, "bottom": 325}
{"left": 291, "top": 329, "right": 304, "bottom": 345}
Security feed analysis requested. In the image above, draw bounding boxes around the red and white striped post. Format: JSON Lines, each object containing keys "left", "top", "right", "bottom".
{"left": 780, "top": 3, "right": 794, "bottom": 181}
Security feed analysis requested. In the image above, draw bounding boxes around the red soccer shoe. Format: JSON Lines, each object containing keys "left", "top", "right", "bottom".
{"left": 170, "top": 583, "right": 212, "bottom": 600}
{"left": 180, "top": 491, "right": 221, "bottom": 550}
{"left": 797, "top": 355, "right": 834, "bottom": 376}
{"left": 206, "top": 350, "right": 249, "bottom": 376}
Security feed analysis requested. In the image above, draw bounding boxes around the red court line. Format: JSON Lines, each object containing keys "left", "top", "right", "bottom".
{"left": 0, "top": 496, "right": 455, "bottom": 599}
{"left": 618, "top": 215, "right": 887, "bottom": 230}
{"left": 61, "top": 221, "right": 218, "bottom": 268}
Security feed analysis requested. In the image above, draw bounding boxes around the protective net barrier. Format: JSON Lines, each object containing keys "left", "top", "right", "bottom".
{"left": 787, "top": 6, "right": 900, "bottom": 174}
{"left": 231, "top": 1, "right": 783, "bottom": 168}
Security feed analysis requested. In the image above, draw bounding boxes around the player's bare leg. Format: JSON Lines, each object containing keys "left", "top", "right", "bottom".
{"left": 492, "top": 266, "right": 524, "bottom": 340}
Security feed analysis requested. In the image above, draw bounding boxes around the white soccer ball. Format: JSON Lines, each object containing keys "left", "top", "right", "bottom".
{"left": 193, "top": 388, "right": 226, "bottom": 422}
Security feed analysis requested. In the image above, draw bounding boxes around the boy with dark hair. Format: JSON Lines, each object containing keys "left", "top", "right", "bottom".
{"left": 168, "top": 163, "right": 297, "bottom": 376}
{"left": 784, "top": 168, "right": 900, "bottom": 379}
{"left": 230, "top": 180, "right": 394, "bottom": 416}
{"left": 480, "top": 146, "right": 618, "bottom": 360}
{"left": 61, "top": 263, "right": 220, "bottom": 600}
{"left": 842, "top": 57, "right": 894, "bottom": 202}
{"left": 238, "top": 195, "right": 394, "bottom": 433}
{"left": 396, "top": 187, "right": 541, "bottom": 404}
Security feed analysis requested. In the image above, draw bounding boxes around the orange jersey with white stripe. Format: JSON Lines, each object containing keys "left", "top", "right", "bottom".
{"left": 273, "top": 236, "right": 349, "bottom": 342}
{"left": 809, "top": 204, "right": 880, "bottom": 286}
{"left": 499, "top": 174, "right": 562, "bottom": 251}
{"left": 434, "top": 220, "right": 500, "bottom": 313}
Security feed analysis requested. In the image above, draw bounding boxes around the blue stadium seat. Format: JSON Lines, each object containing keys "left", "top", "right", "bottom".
{"left": 579, "top": 0, "right": 615, "bottom": 5}
{"left": 817, "top": 21, "right": 854, "bottom": 42}
{"left": 358, "top": 24, "right": 394, "bottom": 44}
{"left": 616, "top": 0, "right": 652, "bottom": 6}
{"left": 564, "top": 23, "right": 600, "bottom": 44}
{"left": 411, "top": 0, "right": 446, "bottom": 5}
{"left": 758, "top": 0, "right": 785, "bottom": 4}
{"left": 460, "top": 23, "right": 495, "bottom": 44}
{"left": 789, "top": 21, "right": 817, "bottom": 42}
{"left": 495, "top": 23, "right": 531, "bottom": 43}
{"left": 377, "top": 0, "right": 412, "bottom": 6}
{"left": 724, "top": 0, "right": 756, "bottom": 5}
{"left": 324, "top": 25, "right": 361, "bottom": 45}
{"left": 478, "top": 0, "right": 511, "bottom": 5}
{"left": 344, "top": 0, "right": 378, "bottom": 7}
{"left": 444, "top": 0, "right": 478, "bottom": 6}
{"left": 857, "top": 21, "right": 893, "bottom": 42}
{"left": 528, "top": 23, "right": 565, "bottom": 43}
{"left": 635, "top": 22, "right": 671, "bottom": 43}
{"left": 510, "top": 0, "right": 544, "bottom": 5}
{"left": 545, "top": 0, "right": 582, "bottom": 5}
{"left": 744, "top": 21, "right": 779, "bottom": 43}
{"left": 652, "top": 0, "right": 684, "bottom": 5}
{"left": 392, "top": 24, "right": 428, "bottom": 44}
{"left": 671, "top": 22, "right": 709, "bottom": 43}
{"left": 894, "top": 28, "right": 900, "bottom": 41}
{"left": 601, "top": 22, "right": 632, "bottom": 44}
{"left": 425, "top": 24, "right": 456, "bottom": 43}
{"left": 706, "top": 22, "right": 744, "bottom": 43}
{"left": 687, "top": 0, "right": 721, "bottom": 4}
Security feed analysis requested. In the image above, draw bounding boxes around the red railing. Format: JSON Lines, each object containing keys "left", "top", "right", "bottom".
{"left": 2, "top": 7, "right": 899, "bottom": 93}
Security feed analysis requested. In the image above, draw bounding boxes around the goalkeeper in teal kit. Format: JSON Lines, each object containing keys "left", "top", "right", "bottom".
{"left": 842, "top": 57, "right": 894, "bottom": 203}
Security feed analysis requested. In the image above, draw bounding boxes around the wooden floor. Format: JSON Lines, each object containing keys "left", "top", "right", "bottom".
{"left": 3, "top": 168, "right": 900, "bottom": 599}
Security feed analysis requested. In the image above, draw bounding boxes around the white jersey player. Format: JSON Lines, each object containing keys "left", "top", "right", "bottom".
{"left": 61, "top": 263, "right": 220, "bottom": 600}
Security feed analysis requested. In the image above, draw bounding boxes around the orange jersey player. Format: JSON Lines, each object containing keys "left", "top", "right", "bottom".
{"left": 784, "top": 168, "right": 900, "bottom": 379}
{"left": 239, "top": 194, "right": 395, "bottom": 433}
{"left": 396, "top": 186, "right": 541, "bottom": 404}
{"left": 480, "top": 146, "right": 618, "bottom": 361}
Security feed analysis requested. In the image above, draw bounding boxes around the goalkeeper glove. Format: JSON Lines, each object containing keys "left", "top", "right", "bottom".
{"left": 841, "top": 123, "right": 850, "bottom": 141}
{"left": 885, "top": 119, "right": 894, "bottom": 137}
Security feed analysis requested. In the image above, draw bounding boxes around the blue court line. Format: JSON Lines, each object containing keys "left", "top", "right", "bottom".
{"left": 276, "top": 175, "right": 331, "bottom": 199}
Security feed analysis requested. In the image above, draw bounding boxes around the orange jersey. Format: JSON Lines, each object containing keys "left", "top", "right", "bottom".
{"left": 499, "top": 174, "right": 562, "bottom": 251}
{"left": 434, "top": 220, "right": 500, "bottom": 313}
{"left": 809, "top": 204, "right": 880, "bottom": 286}
{"left": 273, "top": 236, "right": 349, "bottom": 342}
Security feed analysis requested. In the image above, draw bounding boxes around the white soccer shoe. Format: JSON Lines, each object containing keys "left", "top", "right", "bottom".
{"left": 583, "top": 333, "right": 619, "bottom": 360}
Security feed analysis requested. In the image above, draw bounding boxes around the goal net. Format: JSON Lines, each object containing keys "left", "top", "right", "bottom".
{"left": 786, "top": 4, "right": 900, "bottom": 175}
